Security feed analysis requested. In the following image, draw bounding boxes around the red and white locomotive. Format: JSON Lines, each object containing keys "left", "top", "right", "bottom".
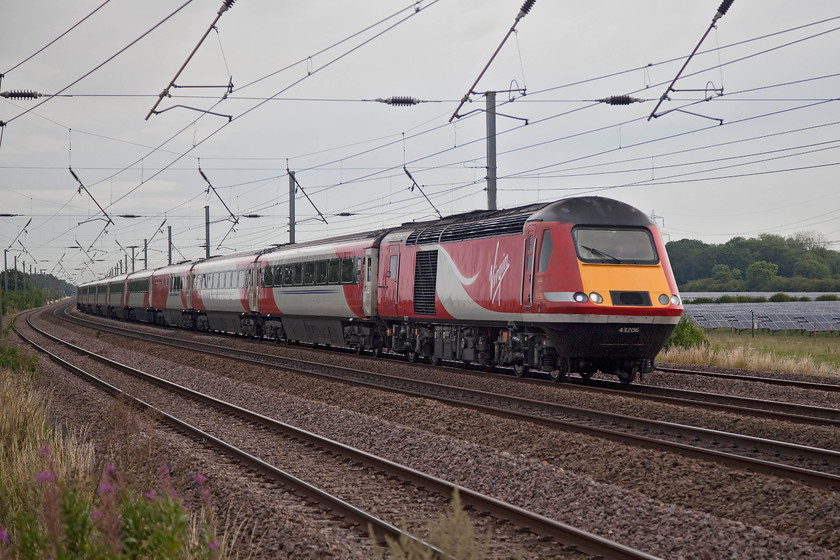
{"left": 77, "top": 196, "right": 682, "bottom": 384}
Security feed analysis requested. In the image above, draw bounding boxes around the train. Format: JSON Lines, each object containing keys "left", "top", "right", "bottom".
{"left": 76, "top": 196, "right": 683, "bottom": 385}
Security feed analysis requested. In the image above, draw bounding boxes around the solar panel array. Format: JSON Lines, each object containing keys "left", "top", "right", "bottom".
{"left": 684, "top": 301, "right": 840, "bottom": 332}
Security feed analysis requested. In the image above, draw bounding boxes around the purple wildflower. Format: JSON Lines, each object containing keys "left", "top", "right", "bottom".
{"left": 104, "top": 463, "right": 116, "bottom": 475}
{"left": 144, "top": 490, "right": 156, "bottom": 501}
{"left": 91, "top": 510, "right": 103, "bottom": 520}
{"left": 98, "top": 482, "right": 115, "bottom": 494}
{"left": 194, "top": 473, "right": 206, "bottom": 485}
{"left": 0, "top": 526, "right": 9, "bottom": 543}
{"left": 38, "top": 445, "right": 51, "bottom": 457}
{"left": 36, "top": 470, "right": 55, "bottom": 484}
{"left": 209, "top": 541, "right": 220, "bottom": 550}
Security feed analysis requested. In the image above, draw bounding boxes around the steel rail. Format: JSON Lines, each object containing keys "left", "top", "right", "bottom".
{"left": 55, "top": 305, "right": 840, "bottom": 490}
{"left": 566, "top": 377, "right": 840, "bottom": 427}
{"left": 26, "top": 308, "right": 662, "bottom": 560}
{"left": 657, "top": 365, "right": 840, "bottom": 393}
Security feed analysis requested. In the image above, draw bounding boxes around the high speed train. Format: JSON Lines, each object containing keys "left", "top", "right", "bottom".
{"left": 77, "top": 196, "right": 683, "bottom": 385}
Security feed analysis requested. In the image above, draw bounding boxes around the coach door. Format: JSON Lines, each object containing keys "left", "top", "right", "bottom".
{"left": 521, "top": 226, "right": 537, "bottom": 309}
{"left": 248, "top": 263, "right": 260, "bottom": 312}
{"left": 378, "top": 243, "right": 400, "bottom": 317}
{"left": 362, "top": 247, "right": 379, "bottom": 317}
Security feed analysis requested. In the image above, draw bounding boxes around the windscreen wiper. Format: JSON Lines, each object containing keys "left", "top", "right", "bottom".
{"left": 581, "top": 245, "right": 620, "bottom": 263}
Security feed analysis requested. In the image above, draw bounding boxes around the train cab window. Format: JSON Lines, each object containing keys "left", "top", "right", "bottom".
{"left": 389, "top": 255, "right": 399, "bottom": 279}
{"left": 538, "top": 231, "right": 553, "bottom": 273}
{"left": 574, "top": 227, "right": 658, "bottom": 264}
{"left": 328, "top": 259, "right": 341, "bottom": 284}
{"left": 315, "top": 260, "right": 328, "bottom": 284}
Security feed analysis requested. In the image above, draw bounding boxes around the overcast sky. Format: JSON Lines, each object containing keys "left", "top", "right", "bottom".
{"left": 1, "top": 0, "right": 838, "bottom": 282}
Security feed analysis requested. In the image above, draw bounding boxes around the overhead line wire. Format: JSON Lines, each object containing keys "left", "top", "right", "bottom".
{"left": 2, "top": 0, "right": 196, "bottom": 126}
{"left": 2, "top": 0, "right": 114, "bottom": 76}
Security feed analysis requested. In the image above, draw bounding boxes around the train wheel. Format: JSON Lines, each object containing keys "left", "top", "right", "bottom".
{"left": 372, "top": 344, "right": 384, "bottom": 358}
{"left": 354, "top": 346, "right": 363, "bottom": 355}
{"left": 430, "top": 355, "right": 440, "bottom": 366}
{"left": 549, "top": 368, "right": 568, "bottom": 383}
{"left": 579, "top": 371, "right": 594, "bottom": 380}
{"left": 550, "top": 357, "right": 570, "bottom": 383}
{"left": 617, "top": 367, "right": 638, "bottom": 386}
{"left": 406, "top": 350, "right": 418, "bottom": 363}
{"left": 513, "top": 363, "right": 527, "bottom": 377}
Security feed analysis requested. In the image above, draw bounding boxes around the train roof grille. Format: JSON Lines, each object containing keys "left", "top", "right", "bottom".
{"left": 406, "top": 213, "right": 530, "bottom": 246}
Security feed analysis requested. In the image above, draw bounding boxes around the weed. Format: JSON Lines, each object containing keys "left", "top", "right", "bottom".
{"left": 372, "top": 489, "right": 496, "bottom": 560}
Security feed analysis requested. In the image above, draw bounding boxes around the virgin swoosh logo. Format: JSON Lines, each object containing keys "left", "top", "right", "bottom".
{"left": 436, "top": 246, "right": 479, "bottom": 285}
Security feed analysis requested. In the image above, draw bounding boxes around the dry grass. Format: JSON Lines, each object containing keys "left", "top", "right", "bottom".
{"left": 0, "top": 366, "right": 98, "bottom": 520}
{"left": 658, "top": 333, "right": 840, "bottom": 377}
{"left": 372, "top": 489, "right": 499, "bottom": 560}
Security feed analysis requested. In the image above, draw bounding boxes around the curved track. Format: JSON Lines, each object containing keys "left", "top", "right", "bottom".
{"left": 19, "top": 306, "right": 660, "bottom": 560}
{"left": 55, "top": 304, "right": 840, "bottom": 490}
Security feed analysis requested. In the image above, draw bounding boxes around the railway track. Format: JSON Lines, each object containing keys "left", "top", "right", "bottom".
{"left": 657, "top": 365, "right": 840, "bottom": 393}
{"left": 54, "top": 304, "right": 840, "bottom": 490}
{"left": 18, "top": 308, "right": 660, "bottom": 560}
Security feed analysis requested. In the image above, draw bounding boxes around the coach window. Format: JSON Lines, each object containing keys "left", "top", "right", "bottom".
{"left": 340, "top": 258, "right": 354, "bottom": 283}
{"left": 303, "top": 262, "right": 314, "bottom": 285}
{"left": 328, "top": 259, "right": 340, "bottom": 284}
{"left": 538, "top": 230, "right": 553, "bottom": 273}
{"left": 316, "top": 260, "right": 328, "bottom": 284}
{"left": 263, "top": 266, "right": 273, "bottom": 288}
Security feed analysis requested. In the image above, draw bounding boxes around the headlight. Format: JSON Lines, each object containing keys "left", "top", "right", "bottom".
{"left": 658, "top": 294, "right": 670, "bottom": 305}
{"left": 589, "top": 292, "right": 604, "bottom": 304}
{"left": 573, "top": 292, "right": 589, "bottom": 303}
{"left": 671, "top": 294, "right": 681, "bottom": 306}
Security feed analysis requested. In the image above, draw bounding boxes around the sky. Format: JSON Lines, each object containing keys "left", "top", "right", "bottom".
{"left": 1, "top": 0, "right": 838, "bottom": 283}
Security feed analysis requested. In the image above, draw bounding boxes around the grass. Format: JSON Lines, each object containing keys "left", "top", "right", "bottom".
{"left": 658, "top": 328, "right": 840, "bottom": 377}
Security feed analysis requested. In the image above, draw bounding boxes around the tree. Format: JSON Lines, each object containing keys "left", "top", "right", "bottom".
{"left": 665, "top": 239, "right": 715, "bottom": 284}
{"left": 745, "top": 260, "right": 779, "bottom": 290}
{"left": 793, "top": 253, "right": 831, "bottom": 279}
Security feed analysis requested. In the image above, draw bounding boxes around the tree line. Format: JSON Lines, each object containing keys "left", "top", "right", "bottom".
{"left": 0, "top": 270, "right": 75, "bottom": 315}
{"left": 666, "top": 232, "right": 840, "bottom": 292}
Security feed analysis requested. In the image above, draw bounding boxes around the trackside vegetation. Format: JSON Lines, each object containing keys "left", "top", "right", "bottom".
{"left": 0, "top": 270, "right": 74, "bottom": 317}
{"left": 0, "top": 335, "right": 225, "bottom": 559}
